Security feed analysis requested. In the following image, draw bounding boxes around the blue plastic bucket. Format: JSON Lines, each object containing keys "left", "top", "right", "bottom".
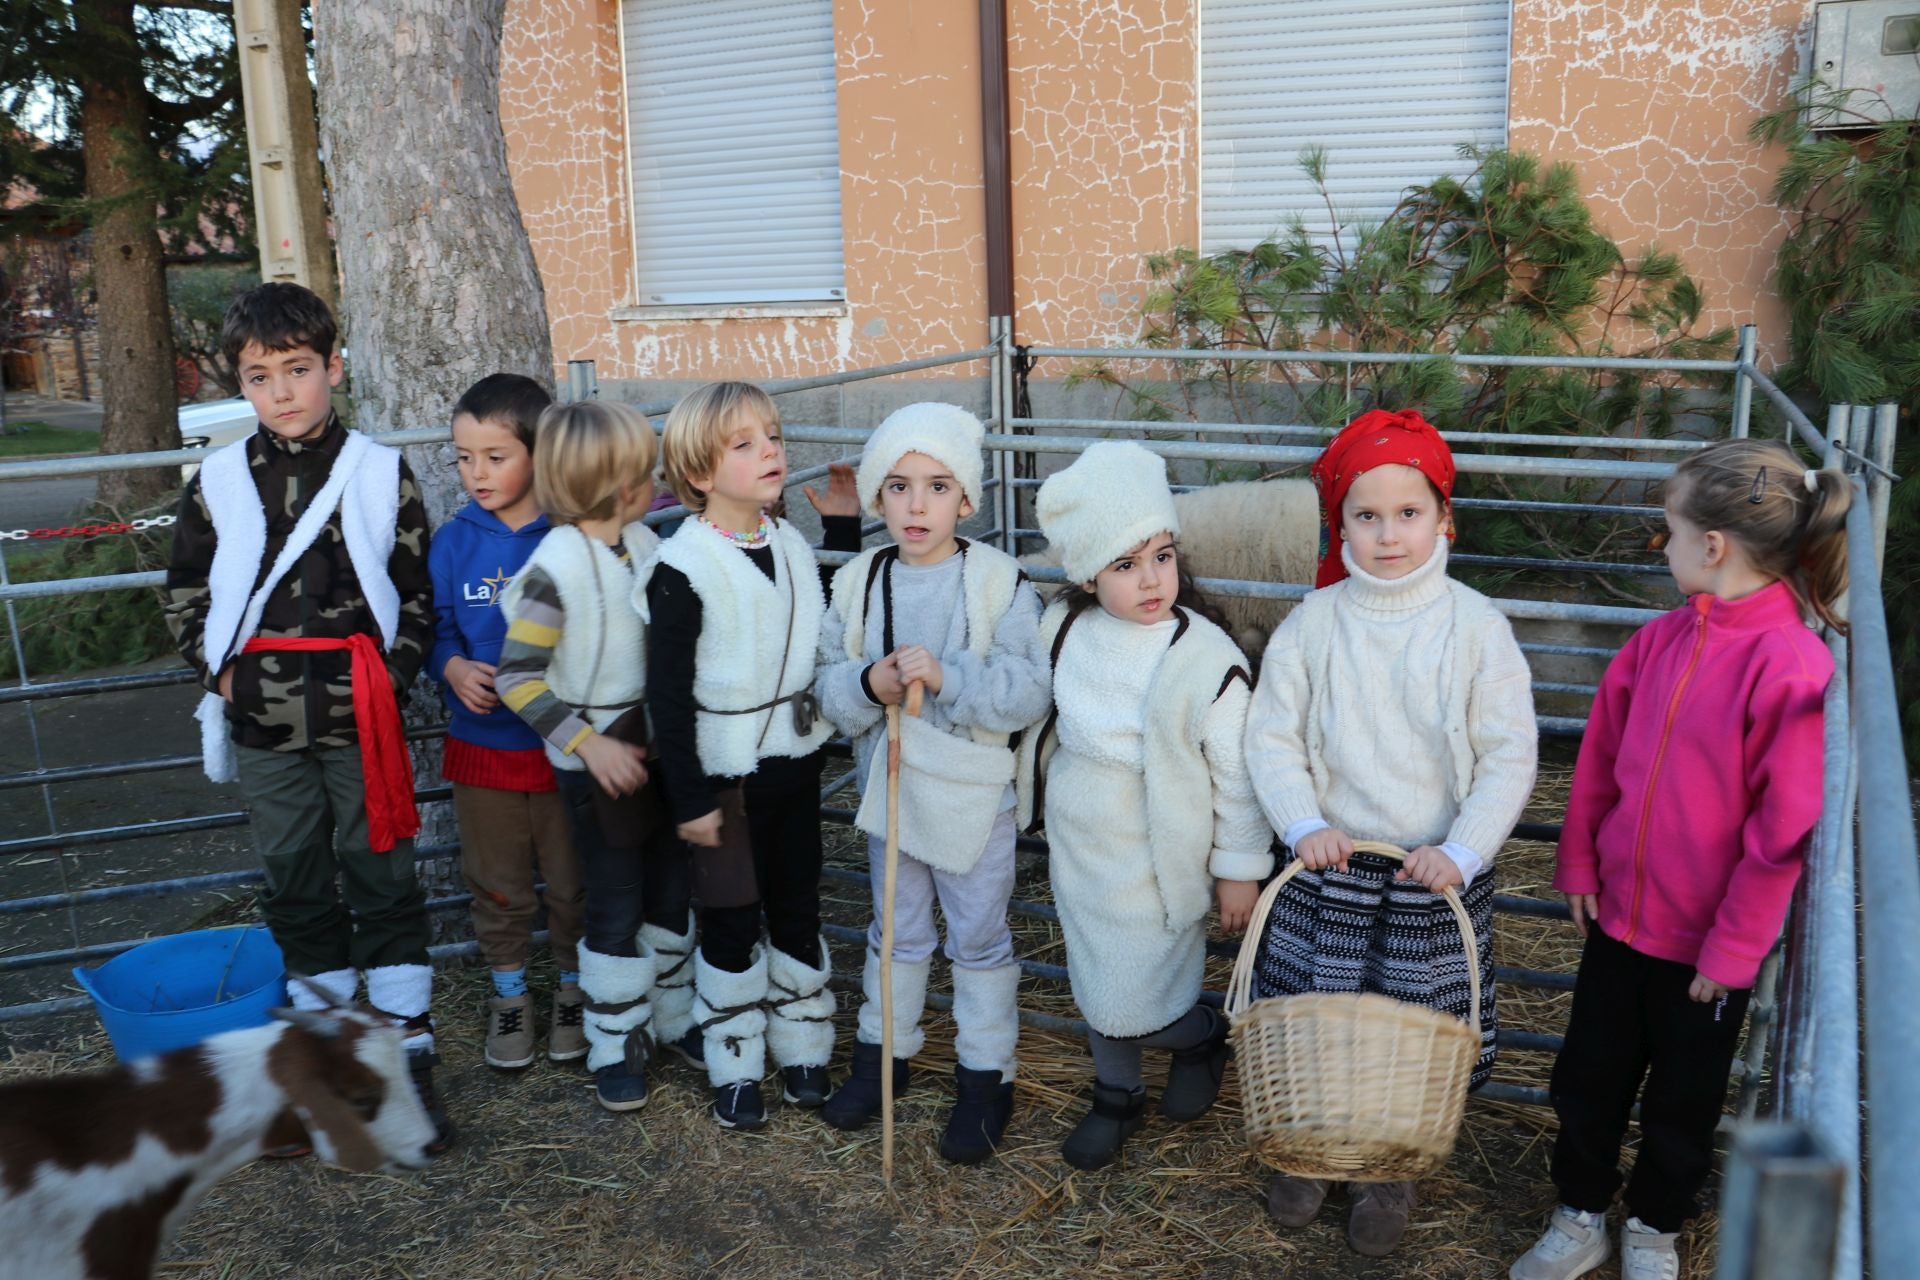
{"left": 74, "top": 926, "right": 288, "bottom": 1061}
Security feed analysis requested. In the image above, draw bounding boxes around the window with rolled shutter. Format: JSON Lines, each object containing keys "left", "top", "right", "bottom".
{"left": 1200, "top": 0, "right": 1511, "bottom": 253}
{"left": 622, "top": 0, "right": 845, "bottom": 305}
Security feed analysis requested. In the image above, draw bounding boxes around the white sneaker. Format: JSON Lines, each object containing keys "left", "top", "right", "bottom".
{"left": 1510, "top": 1206, "right": 1611, "bottom": 1280}
{"left": 1619, "top": 1217, "right": 1681, "bottom": 1280}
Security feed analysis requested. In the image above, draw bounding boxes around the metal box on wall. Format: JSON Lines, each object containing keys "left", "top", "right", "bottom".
{"left": 1812, "top": 0, "right": 1920, "bottom": 126}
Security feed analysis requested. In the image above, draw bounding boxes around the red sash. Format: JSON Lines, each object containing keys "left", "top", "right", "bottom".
{"left": 241, "top": 635, "right": 419, "bottom": 852}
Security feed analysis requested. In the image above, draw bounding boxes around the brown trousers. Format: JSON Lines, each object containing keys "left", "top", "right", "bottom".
{"left": 453, "top": 782, "right": 585, "bottom": 973}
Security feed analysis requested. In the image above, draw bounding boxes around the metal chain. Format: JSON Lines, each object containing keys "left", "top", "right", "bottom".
{"left": 0, "top": 514, "right": 176, "bottom": 542}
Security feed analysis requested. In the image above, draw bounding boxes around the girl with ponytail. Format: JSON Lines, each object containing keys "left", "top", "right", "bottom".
{"left": 1513, "top": 439, "right": 1849, "bottom": 1280}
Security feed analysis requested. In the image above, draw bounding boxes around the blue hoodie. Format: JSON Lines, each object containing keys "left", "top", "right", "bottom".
{"left": 428, "top": 500, "right": 553, "bottom": 751}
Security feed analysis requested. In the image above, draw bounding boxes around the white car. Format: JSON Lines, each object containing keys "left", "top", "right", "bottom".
{"left": 176, "top": 398, "right": 259, "bottom": 478}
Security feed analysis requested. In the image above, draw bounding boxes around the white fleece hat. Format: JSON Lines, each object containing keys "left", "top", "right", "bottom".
{"left": 1036, "top": 440, "right": 1181, "bottom": 584}
{"left": 856, "top": 402, "right": 986, "bottom": 514}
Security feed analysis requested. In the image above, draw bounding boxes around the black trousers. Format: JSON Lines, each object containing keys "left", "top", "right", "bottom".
{"left": 1550, "top": 928, "right": 1750, "bottom": 1233}
{"left": 700, "top": 751, "right": 826, "bottom": 972}
{"left": 556, "top": 769, "right": 691, "bottom": 958}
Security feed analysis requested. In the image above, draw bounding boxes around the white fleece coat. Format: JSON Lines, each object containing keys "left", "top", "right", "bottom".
{"left": 193, "top": 430, "right": 401, "bottom": 782}
{"left": 1243, "top": 543, "right": 1537, "bottom": 877}
{"left": 635, "top": 517, "right": 831, "bottom": 777}
{"left": 498, "top": 521, "right": 659, "bottom": 771}
{"left": 1016, "top": 602, "right": 1273, "bottom": 1036}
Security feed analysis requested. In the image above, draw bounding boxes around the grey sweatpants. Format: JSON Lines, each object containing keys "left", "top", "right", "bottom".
{"left": 862, "top": 807, "right": 1017, "bottom": 969}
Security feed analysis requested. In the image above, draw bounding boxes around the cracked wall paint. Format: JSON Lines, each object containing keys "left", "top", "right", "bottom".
{"left": 501, "top": 1, "right": 1809, "bottom": 380}
{"left": 1509, "top": 0, "right": 1811, "bottom": 354}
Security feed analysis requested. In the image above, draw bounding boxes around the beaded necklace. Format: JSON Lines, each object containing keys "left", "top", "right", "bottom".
{"left": 699, "top": 510, "right": 775, "bottom": 549}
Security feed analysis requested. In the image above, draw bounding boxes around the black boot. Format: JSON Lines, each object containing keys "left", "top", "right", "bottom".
{"left": 821, "top": 1040, "right": 910, "bottom": 1131}
{"left": 1061, "top": 1080, "right": 1146, "bottom": 1170}
{"left": 407, "top": 1048, "right": 455, "bottom": 1155}
{"left": 1159, "top": 1006, "right": 1229, "bottom": 1123}
{"left": 939, "top": 1065, "right": 1013, "bottom": 1165}
{"left": 781, "top": 1065, "right": 831, "bottom": 1109}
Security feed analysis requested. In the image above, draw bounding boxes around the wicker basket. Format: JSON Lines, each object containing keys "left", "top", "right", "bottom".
{"left": 1225, "top": 841, "right": 1481, "bottom": 1183}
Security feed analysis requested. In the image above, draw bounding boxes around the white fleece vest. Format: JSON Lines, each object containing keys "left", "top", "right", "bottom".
{"left": 829, "top": 539, "right": 1022, "bottom": 749}
{"left": 637, "top": 517, "right": 831, "bottom": 777}
{"left": 1016, "top": 600, "right": 1251, "bottom": 931}
{"left": 193, "top": 430, "right": 401, "bottom": 783}
{"left": 837, "top": 540, "right": 1025, "bottom": 873}
{"left": 499, "top": 521, "right": 659, "bottom": 771}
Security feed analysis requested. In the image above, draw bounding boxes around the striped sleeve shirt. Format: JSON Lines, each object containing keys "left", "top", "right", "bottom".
{"left": 494, "top": 561, "right": 605, "bottom": 757}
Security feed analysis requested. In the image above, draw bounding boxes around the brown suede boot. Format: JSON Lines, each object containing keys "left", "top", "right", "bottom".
{"left": 1266, "top": 1174, "right": 1331, "bottom": 1228}
{"left": 1348, "top": 1180, "right": 1416, "bottom": 1257}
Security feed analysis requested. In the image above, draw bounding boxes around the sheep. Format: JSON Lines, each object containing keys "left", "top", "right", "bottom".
{"left": 1023, "top": 477, "right": 1321, "bottom": 655}
{"left": 0, "top": 991, "right": 437, "bottom": 1280}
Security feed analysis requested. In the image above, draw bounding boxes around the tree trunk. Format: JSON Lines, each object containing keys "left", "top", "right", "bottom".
{"left": 312, "top": 0, "right": 557, "bottom": 938}
{"left": 312, "top": 0, "right": 554, "bottom": 525}
{"left": 78, "top": 0, "right": 180, "bottom": 513}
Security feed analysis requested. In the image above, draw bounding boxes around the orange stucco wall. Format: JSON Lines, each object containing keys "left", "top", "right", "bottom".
{"left": 500, "top": 1, "right": 1807, "bottom": 382}
{"left": 1508, "top": 0, "right": 1808, "bottom": 348}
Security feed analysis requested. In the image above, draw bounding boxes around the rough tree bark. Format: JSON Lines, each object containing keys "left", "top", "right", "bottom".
{"left": 311, "top": 0, "right": 554, "bottom": 525}
{"left": 311, "top": 0, "right": 556, "bottom": 930}
{"left": 78, "top": 0, "right": 182, "bottom": 513}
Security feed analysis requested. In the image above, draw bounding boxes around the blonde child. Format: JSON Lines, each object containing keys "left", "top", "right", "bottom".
{"left": 640, "top": 382, "right": 858, "bottom": 1131}
{"left": 814, "top": 403, "right": 1051, "bottom": 1162}
{"left": 1243, "top": 408, "right": 1537, "bottom": 1256}
{"left": 1511, "top": 440, "right": 1847, "bottom": 1280}
{"left": 495, "top": 400, "right": 694, "bottom": 1114}
{"left": 1015, "top": 440, "right": 1273, "bottom": 1171}
{"left": 429, "top": 374, "right": 588, "bottom": 1071}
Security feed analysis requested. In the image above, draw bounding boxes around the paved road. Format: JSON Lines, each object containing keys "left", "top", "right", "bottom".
{"left": 1, "top": 394, "right": 105, "bottom": 533}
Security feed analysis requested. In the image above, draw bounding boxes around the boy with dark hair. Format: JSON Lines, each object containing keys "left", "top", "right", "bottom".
{"left": 164, "top": 281, "right": 449, "bottom": 1151}
{"left": 430, "top": 373, "right": 590, "bottom": 1072}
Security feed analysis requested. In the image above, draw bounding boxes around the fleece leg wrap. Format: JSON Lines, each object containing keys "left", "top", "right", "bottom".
{"left": 287, "top": 967, "right": 358, "bottom": 1012}
{"left": 639, "top": 913, "right": 697, "bottom": 1046}
{"left": 695, "top": 947, "right": 768, "bottom": 1087}
{"left": 577, "top": 940, "right": 658, "bottom": 1074}
{"left": 952, "top": 963, "right": 1021, "bottom": 1083}
{"left": 366, "top": 962, "right": 435, "bottom": 1052}
{"left": 765, "top": 937, "right": 837, "bottom": 1070}
{"left": 854, "top": 948, "right": 931, "bottom": 1060}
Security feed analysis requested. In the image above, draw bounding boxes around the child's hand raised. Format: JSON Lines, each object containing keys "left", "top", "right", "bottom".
{"left": 866, "top": 652, "right": 906, "bottom": 705}
{"left": 1565, "top": 892, "right": 1599, "bottom": 939}
{"left": 1294, "top": 827, "right": 1353, "bottom": 872}
{"left": 802, "top": 461, "right": 860, "bottom": 520}
{"left": 577, "top": 732, "right": 648, "bottom": 797}
{"left": 1397, "top": 844, "right": 1464, "bottom": 893}
{"left": 1215, "top": 879, "right": 1259, "bottom": 934}
{"left": 893, "top": 645, "right": 943, "bottom": 695}
{"left": 443, "top": 655, "right": 500, "bottom": 715}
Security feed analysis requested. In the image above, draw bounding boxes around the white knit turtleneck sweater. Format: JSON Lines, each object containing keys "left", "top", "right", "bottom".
{"left": 1243, "top": 542, "right": 1537, "bottom": 884}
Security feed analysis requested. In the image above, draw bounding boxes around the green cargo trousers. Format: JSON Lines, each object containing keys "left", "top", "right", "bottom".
{"left": 236, "top": 743, "right": 431, "bottom": 976}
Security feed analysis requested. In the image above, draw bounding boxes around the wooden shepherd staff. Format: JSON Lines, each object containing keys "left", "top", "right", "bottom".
{"left": 879, "top": 679, "right": 924, "bottom": 1185}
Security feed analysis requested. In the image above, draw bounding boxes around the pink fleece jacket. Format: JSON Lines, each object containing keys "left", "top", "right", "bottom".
{"left": 1554, "top": 580, "right": 1831, "bottom": 989}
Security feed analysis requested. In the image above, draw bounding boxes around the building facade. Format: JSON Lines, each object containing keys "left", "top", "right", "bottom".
{"left": 499, "top": 0, "right": 1814, "bottom": 389}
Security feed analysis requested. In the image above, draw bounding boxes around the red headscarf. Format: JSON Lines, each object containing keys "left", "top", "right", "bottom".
{"left": 1311, "top": 408, "right": 1456, "bottom": 587}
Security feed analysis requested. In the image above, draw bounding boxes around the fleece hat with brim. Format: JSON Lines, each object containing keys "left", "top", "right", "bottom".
{"left": 1036, "top": 440, "right": 1181, "bottom": 584}
{"left": 855, "top": 402, "right": 986, "bottom": 515}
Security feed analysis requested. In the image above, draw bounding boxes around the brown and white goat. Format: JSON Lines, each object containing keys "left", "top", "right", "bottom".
{"left": 0, "top": 996, "right": 436, "bottom": 1280}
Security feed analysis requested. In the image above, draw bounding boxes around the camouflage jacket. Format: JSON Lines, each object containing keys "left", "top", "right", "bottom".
{"left": 164, "top": 418, "right": 435, "bottom": 753}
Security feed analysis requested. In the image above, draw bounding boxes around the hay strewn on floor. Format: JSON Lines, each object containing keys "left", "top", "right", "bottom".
{"left": 3, "top": 765, "right": 1730, "bottom": 1279}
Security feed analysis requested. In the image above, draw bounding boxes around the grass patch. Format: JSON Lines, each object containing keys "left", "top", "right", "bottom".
{"left": 0, "top": 422, "right": 99, "bottom": 457}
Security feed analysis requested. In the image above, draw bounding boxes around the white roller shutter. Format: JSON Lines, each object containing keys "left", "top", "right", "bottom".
{"left": 1201, "top": 0, "right": 1511, "bottom": 253}
{"left": 622, "top": 0, "right": 845, "bottom": 305}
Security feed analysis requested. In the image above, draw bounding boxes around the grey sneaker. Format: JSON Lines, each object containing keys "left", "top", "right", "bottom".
{"left": 1510, "top": 1206, "right": 1611, "bottom": 1280}
{"left": 1265, "top": 1174, "right": 1330, "bottom": 1228}
{"left": 547, "top": 984, "right": 588, "bottom": 1063}
{"left": 1348, "top": 1179, "right": 1417, "bottom": 1257}
{"left": 1619, "top": 1218, "right": 1680, "bottom": 1280}
{"left": 484, "top": 991, "right": 536, "bottom": 1070}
